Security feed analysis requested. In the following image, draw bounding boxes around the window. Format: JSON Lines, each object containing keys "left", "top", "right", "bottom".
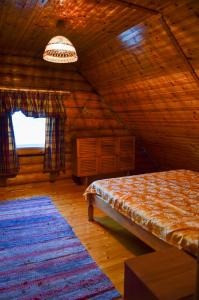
{"left": 12, "top": 111, "right": 46, "bottom": 148}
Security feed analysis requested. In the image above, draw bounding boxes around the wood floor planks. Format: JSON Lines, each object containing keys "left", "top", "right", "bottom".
{"left": 0, "top": 179, "right": 151, "bottom": 296}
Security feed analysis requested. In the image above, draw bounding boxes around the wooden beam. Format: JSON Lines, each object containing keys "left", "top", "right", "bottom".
{"left": 160, "top": 16, "right": 199, "bottom": 87}
{"left": 111, "top": 0, "right": 159, "bottom": 15}
{"left": 0, "top": 86, "right": 71, "bottom": 94}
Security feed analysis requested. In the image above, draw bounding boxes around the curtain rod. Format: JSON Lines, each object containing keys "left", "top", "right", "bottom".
{"left": 0, "top": 87, "right": 71, "bottom": 94}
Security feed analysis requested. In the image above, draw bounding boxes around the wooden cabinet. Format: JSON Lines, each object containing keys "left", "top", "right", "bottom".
{"left": 72, "top": 136, "right": 135, "bottom": 177}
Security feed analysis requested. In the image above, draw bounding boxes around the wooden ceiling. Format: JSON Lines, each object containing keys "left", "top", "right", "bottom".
{"left": 0, "top": 0, "right": 171, "bottom": 58}
{"left": 80, "top": 0, "right": 199, "bottom": 170}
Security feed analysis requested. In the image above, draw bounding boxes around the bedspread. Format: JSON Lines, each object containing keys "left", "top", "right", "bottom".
{"left": 84, "top": 170, "right": 199, "bottom": 256}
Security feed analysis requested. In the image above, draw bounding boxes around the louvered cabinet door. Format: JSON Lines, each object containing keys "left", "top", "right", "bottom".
{"left": 72, "top": 138, "right": 98, "bottom": 176}
{"left": 76, "top": 138, "right": 99, "bottom": 176}
{"left": 98, "top": 138, "right": 118, "bottom": 173}
{"left": 118, "top": 137, "right": 135, "bottom": 171}
{"left": 100, "top": 137, "right": 117, "bottom": 156}
{"left": 78, "top": 158, "right": 98, "bottom": 176}
{"left": 77, "top": 138, "right": 98, "bottom": 158}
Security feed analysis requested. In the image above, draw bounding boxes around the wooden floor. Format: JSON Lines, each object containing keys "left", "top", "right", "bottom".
{"left": 0, "top": 179, "right": 152, "bottom": 296}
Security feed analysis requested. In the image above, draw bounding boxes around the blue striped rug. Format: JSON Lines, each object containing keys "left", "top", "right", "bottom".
{"left": 0, "top": 196, "right": 120, "bottom": 300}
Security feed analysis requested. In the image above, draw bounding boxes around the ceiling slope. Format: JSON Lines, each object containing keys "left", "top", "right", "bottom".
{"left": 80, "top": 0, "right": 199, "bottom": 171}
{"left": 0, "top": 0, "right": 159, "bottom": 58}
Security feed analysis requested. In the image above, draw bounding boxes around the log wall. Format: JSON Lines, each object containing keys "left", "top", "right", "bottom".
{"left": 80, "top": 0, "right": 199, "bottom": 171}
{"left": 0, "top": 0, "right": 198, "bottom": 182}
{"left": 0, "top": 55, "right": 153, "bottom": 185}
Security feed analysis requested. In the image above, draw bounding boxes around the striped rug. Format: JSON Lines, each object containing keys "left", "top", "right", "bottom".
{"left": 0, "top": 196, "right": 120, "bottom": 300}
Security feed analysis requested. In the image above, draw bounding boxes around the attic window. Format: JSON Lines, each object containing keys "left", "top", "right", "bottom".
{"left": 12, "top": 111, "right": 46, "bottom": 148}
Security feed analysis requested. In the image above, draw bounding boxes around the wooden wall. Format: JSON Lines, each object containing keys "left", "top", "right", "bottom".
{"left": 0, "top": 55, "right": 152, "bottom": 185}
{"left": 0, "top": 0, "right": 198, "bottom": 185}
{"left": 80, "top": 0, "right": 199, "bottom": 171}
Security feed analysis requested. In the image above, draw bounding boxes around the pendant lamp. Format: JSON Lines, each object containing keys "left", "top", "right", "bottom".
{"left": 43, "top": 20, "right": 78, "bottom": 64}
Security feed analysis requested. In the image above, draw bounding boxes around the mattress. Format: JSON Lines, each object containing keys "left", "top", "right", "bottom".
{"left": 84, "top": 170, "right": 199, "bottom": 256}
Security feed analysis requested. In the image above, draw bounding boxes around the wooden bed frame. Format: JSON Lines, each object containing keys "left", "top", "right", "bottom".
{"left": 88, "top": 194, "right": 171, "bottom": 251}
{"left": 88, "top": 194, "right": 199, "bottom": 299}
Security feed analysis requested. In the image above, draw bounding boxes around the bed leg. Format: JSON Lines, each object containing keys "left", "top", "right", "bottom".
{"left": 88, "top": 198, "right": 94, "bottom": 221}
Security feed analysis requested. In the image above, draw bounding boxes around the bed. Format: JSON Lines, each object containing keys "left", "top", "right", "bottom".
{"left": 84, "top": 169, "right": 199, "bottom": 256}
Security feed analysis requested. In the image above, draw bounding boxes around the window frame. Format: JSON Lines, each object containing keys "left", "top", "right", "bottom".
{"left": 16, "top": 147, "right": 45, "bottom": 156}
{"left": 12, "top": 111, "right": 46, "bottom": 155}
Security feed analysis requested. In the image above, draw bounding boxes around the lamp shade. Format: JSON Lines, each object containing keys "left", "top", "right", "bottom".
{"left": 43, "top": 35, "right": 78, "bottom": 63}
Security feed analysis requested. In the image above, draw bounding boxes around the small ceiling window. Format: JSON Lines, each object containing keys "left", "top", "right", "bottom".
{"left": 12, "top": 111, "right": 46, "bottom": 148}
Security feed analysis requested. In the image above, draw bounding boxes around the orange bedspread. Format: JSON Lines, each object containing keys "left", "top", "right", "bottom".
{"left": 84, "top": 170, "right": 199, "bottom": 256}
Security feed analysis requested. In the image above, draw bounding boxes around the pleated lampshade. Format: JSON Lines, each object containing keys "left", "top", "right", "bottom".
{"left": 43, "top": 35, "right": 78, "bottom": 63}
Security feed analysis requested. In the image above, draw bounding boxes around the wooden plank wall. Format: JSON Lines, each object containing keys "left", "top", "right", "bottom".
{"left": 80, "top": 0, "right": 199, "bottom": 171}
{"left": 0, "top": 55, "right": 152, "bottom": 185}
